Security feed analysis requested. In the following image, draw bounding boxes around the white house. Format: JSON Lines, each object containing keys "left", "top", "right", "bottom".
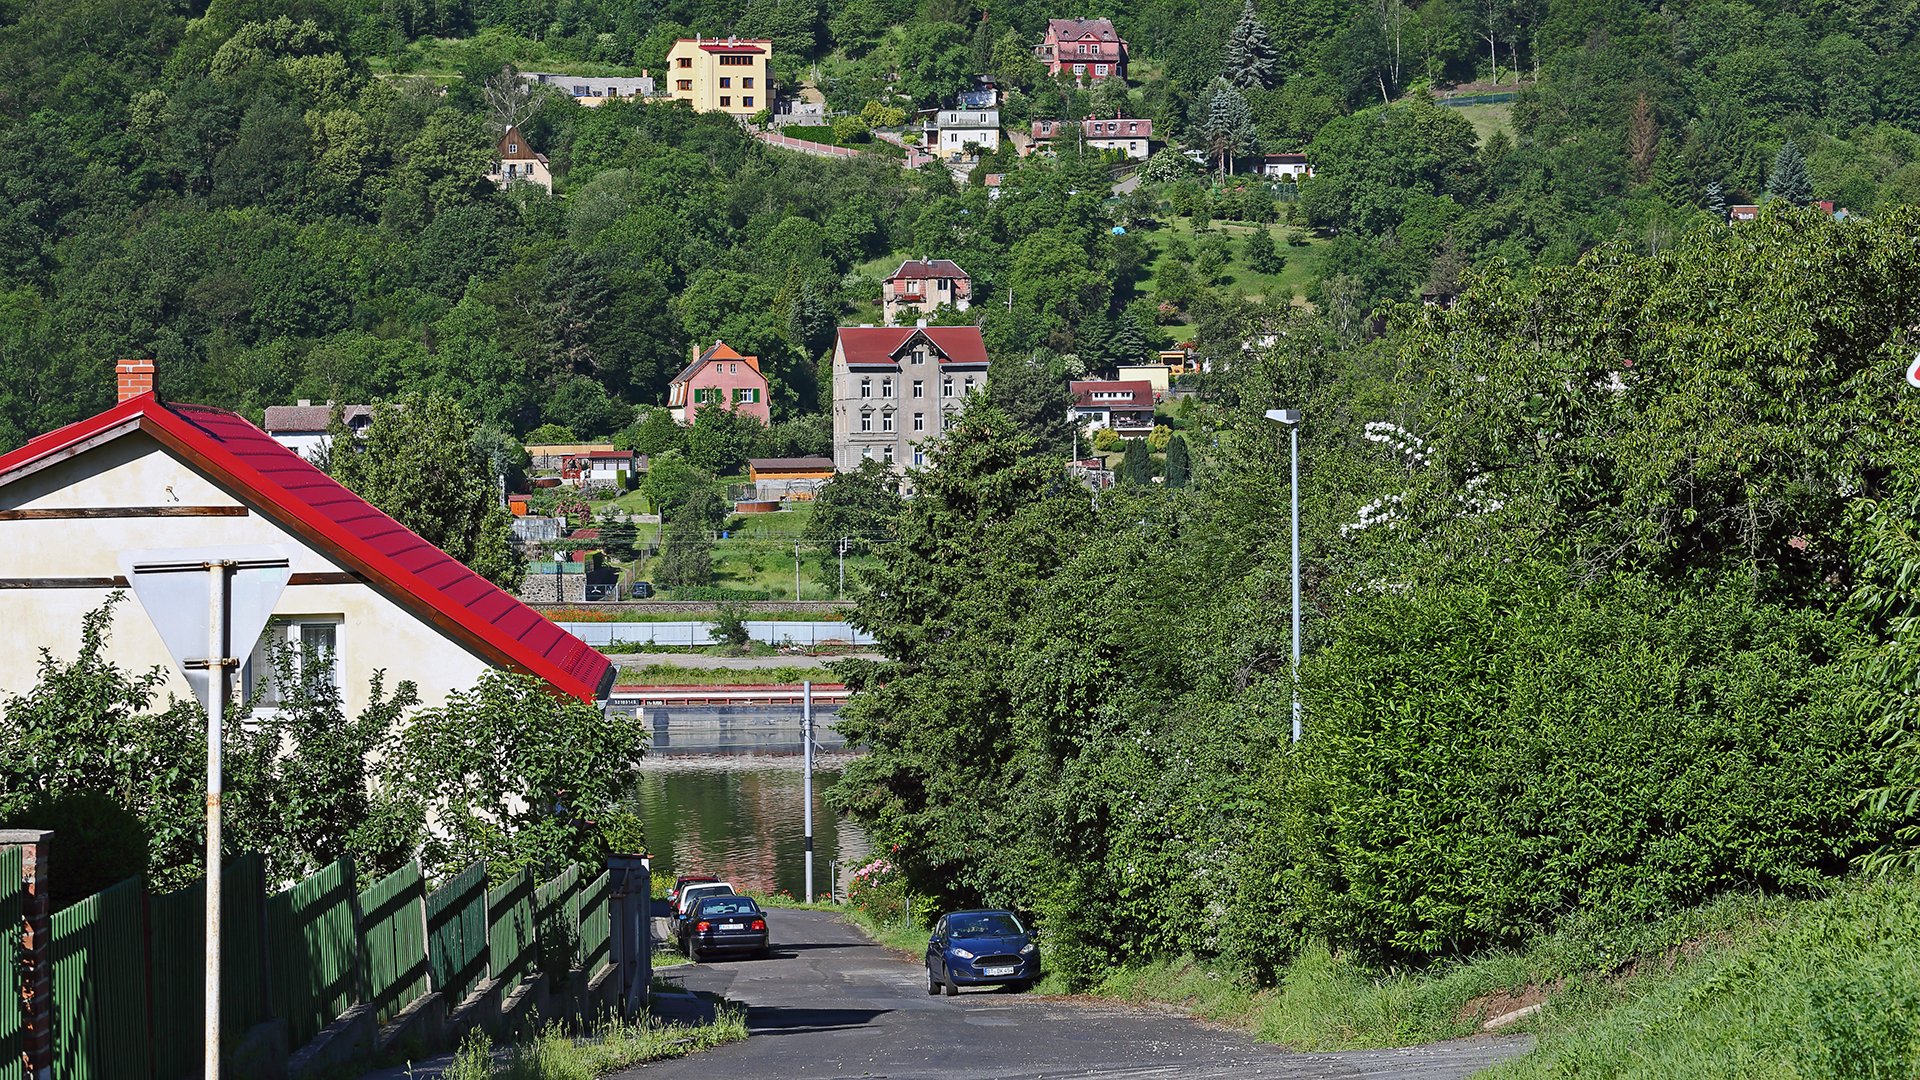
{"left": 262, "top": 401, "right": 373, "bottom": 461}
{"left": 1081, "top": 117, "right": 1152, "bottom": 159}
{"left": 487, "top": 125, "right": 553, "bottom": 191}
{"left": 0, "top": 361, "right": 612, "bottom": 717}
{"left": 1259, "top": 153, "right": 1314, "bottom": 180}
{"left": 564, "top": 449, "right": 641, "bottom": 486}
{"left": 933, "top": 108, "right": 1000, "bottom": 160}
{"left": 1069, "top": 379, "right": 1156, "bottom": 437}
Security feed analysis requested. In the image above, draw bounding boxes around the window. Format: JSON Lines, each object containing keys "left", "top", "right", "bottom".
{"left": 882, "top": 377, "right": 894, "bottom": 398}
{"left": 943, "top": 411, "right": 956, "bottom": 430}
{"left": 862, "top": 445, "right": 874, "bottom": 460}
{"left": 744, "top": 77, "right": 754, "bottom": 88}
{"left": 942, "top": 375, "right": 954, "bottom": 397}
{"left": 677, "top": 57, "right": 692, "bottom": 68}
{"left": 743, "top": 96, "right": 754, "bottom": 107}
{"left": 860, "top": 409, "right": 873, "bottom": 432}
{"left": 964, "top": 376, "right": 977, "bottom": 395}
{"left": 728, "top": 362, "right": 737, "bottom": 374}
{"left": 720, "top": 96, "right": 731, "bottom": 107}
{"left": 881, "top": 411, "right": 895, "bottom": 432}
{"left": 245, "top": 618, "right": 342, "bottom": 707}
{"left": 1096, "top": 64, "right": 1108, "bottom": 76}
{"left": 508, "top": 142, "right": 519, "bottom": 153}
{"left": 913, "top": 449, "right": 925, "bottom": 466}
{"left": 720, "top": 77, "right": 731, "bottom": 88}
{"left": 913, "top": 412, "right": 925, "bottom": 432}
{"left": 677, "top": 79, "right": 693, "bottom": 91}
{"left": 860, "top": 377, "right": 872, "bottom": 399}
{"left": 719, "top": 54, "right": 753, "bottom": 66}
{"left": 733, "top": 387, "right": 760, "bottom": 404}
{"left": 1073, "top": 64, "right": 1086, "bottom": 77}
{"left": 912, "top": 379, "right": 924, "bottom": 398}
{"left": 912, "top": 348, "right": 926, "bottom": 365}
{"left": 883, "top": 445, "right": 894, "bottom": 463}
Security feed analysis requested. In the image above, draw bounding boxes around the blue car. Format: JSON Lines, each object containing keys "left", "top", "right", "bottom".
{"left": 925, "top": 909, "right": 1039, "bottom": 996}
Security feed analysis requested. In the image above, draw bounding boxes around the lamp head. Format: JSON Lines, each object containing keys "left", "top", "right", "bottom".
{"left": 1265, "top": 408, "right": 1302, "bottom": 425}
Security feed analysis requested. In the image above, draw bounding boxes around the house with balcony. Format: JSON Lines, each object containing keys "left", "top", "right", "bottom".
{"left": 930, "top": 108, "right": 1000, "bottom": 160}
{"left": 522, "top": 71, "right": 657, "bottom": 105}
{"left": 831, "top": 325, "right": 990, "bottom": 471}
{"left": 1036, "top": 18, "right": 1128, "bottom": 83}
{"left": 664, "top": 35, "right": 771, "bottom": 117}
{"left": 667, "top": 341, "right": 772, "bottom": 425}
{"left": 486, "top": 125, "right": 552, "bottom": 190}
{"left": 1070, "top": 379, "right": 1157, "bottom": 437}
{"left": 883, "top": 260, "right": 972, "bottom": 323}
{"left": 1082, "top": 117, "right": 1152, "bottom": 159}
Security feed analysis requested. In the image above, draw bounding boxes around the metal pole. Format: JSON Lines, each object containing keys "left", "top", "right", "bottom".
{"left": 794, "top": 539, "right": 802, "bottom": 601}
{"left": 1290, "top": 424, "right": 1302, "bottom": 743}
{"left": 205, "top": 560, "right": 229, "bottom": 1080}
{"left": 802, "top": 681, "right": 815, "bottom": 903}
{"left": 838, "top": 538, "right": 848, "bottom": 599}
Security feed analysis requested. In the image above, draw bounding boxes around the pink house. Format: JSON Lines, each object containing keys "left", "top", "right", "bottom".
{"left": 1036, "top": 18, "right": 1128, "bottom": 83}
{"left": 668, "top": 341, "right": 771, "bottom": 425}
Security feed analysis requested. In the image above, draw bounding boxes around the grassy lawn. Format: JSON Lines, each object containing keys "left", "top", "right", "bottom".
{"left": 1447, "top": 102, "right": 1516, "bottom": 147}
{"left": 613, "top": 663, "right": 841, "bottom": 684}
{"left": 1134, "top": 215, "right": 1325, "bottom": 307}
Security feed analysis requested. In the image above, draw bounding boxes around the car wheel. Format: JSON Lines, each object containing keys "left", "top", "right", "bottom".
{"left": 943, "top": 968, "right": 960, "bottom": 997}
{"left": 926, "top": 963, "right": 940, "bottom": 995}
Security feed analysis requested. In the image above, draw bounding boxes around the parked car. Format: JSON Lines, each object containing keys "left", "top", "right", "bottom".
{"left": 632, "top": 581, "right": 655, "bottom": 599}
{"left": 668, "top": 873, "right": 719, "bottom": 908}
{"left": 925, "top": 910, "right": 1039, "bottom": 996}
{"left": 673, "top": 881, "right": 738, "bottom": 940}
{"left": 682, "top": 895, "right": 770, "bottom": 960}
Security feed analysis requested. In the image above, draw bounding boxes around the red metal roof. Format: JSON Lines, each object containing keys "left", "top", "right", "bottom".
{"left": 696, "top": 41, "right": 767, "bottom": 53}
{"left": 887, "top": 259, "right": 969, "bottom": 281}
{"left": 0, "top": 393, "right": 613, "bottom": 702}
{"left": 837, "top": 326, "right": 989, "bottom": 366}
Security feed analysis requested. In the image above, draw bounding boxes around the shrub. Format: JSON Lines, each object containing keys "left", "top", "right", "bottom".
{"left": 1092, "top": 428, "right": 1122, "bottom": 452}
{"left": 1290, "top": 564, "right": 1884, "bottom": 961}
{"left": 710, "top": 600, "right": 752, "bottom": 649}
{"left": 1, "top": 792, "right": 148, "bottom": 909}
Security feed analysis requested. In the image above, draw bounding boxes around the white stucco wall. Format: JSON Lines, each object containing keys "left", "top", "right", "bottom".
{"left": 0, "top": 432, "right": 495, "bottom": 716}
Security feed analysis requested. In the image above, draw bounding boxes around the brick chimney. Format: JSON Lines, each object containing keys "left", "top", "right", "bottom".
{"left": 116, "top": 358, "right": 155, "bottom": 403}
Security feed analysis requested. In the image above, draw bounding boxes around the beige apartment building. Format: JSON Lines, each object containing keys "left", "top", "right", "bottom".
{"left": 831, "top": 325, "right": 990, "bottom": 471}
{"left": 664, "top": 36, "right": 772, "bottom": 116}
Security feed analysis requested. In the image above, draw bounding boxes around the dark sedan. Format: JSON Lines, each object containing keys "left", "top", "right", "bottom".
{"left": 683, "top": 895, "right": 770, "bottom": 961}
{"left": 925, "top": 910, "right": 1039, "bottom": 995}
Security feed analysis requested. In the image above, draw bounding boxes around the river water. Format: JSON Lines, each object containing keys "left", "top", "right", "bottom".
{"left": 631, "top": 756, "right": 872, "bottom": 899}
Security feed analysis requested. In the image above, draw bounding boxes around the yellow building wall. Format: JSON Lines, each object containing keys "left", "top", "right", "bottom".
{"left": 664, "top": 39, "right": 772, "bottom": 116}
{"left": 0, "top": 432, "right": 496, "bottom": 716}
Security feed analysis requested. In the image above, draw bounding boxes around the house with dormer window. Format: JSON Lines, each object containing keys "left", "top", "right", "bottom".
{"left": 832, "top": 325, "right": 989, "bottom": 471}
{"left": 667, "top": 340, "right": 771, "bottom": 425}
{"left": 1035, "top": 18, "right": 1128, "bottom": 83}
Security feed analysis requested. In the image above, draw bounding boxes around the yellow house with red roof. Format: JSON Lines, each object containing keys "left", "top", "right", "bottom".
{"left": 664, "top": 36, "right": 772, "bottom": 116}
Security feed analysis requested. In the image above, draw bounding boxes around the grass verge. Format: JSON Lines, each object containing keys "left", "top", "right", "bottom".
{"left": 442, "top": 1006, "right": 748, "bottom": 1079}
{"left": 609, "top": 663, "right": 838, "bottom": 684}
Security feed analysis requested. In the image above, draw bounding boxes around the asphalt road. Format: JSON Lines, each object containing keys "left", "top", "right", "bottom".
{"left": 617, "top": 909, "right": 1530, "bottom": 1080}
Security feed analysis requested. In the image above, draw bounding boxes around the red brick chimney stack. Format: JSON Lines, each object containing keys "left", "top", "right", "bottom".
{"left": 116, "top": 358, "right": 155, "bottom": 403}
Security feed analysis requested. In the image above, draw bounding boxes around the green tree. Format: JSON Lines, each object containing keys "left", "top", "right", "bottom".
{"left": 525, "top": 422, "right": 577, "bottom": 444}
{"left": 710, "top": 599, "right": 752, "bottom": 649}
{"left": 686, "top": 404, "right": 760, "bottom": 476}
{"left": 1767, "top": 139, "right": 1814, "bottom": 206}
{"left": 656, "top": 514, "right": 715, "bottom": 588}
{"left": 1244, "top": 227, "right": 1285, "bottom": 273}
{"left": 1225, "top": 0, "right": 1278, "bottom": 90}
{"left": 618, "top": 408, "right": 686, "bottom": 457}
{"left": 1117, "top": 437, "right": 1154, "bottom": 483}
{"left": 1164, "top": 432, "right": 1192, "bottom": 486}
{"left": 325, "top": 394, "right": 525, "bottom": 591}
{"left": 1196, "top": 78, "right": 1259, "bottom": 175}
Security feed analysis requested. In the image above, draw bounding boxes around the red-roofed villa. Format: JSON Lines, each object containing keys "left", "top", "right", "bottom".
{"left": 831, "top": 325, "right": 990, "bottom": 471}
{"left": 0, "top": 360, "right": 612, "bottom": 710}
{"left": 883, "top": 259, "right": 972, "bottom": 323}
{"left": 1036, "top": 18, "right": 1128, "bottom": 82}
{"left": 1070, "top": 379, "right": 1157, "bottom": 437}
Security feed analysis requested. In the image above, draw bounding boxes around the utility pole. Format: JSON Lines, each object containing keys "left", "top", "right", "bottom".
{"left": 838, "top": 537, "right": 850, "bottom": 598}
{"left": 802, "top": 681, "right": 815, "bottom": 903}
{"left": 794, "top": 538, "right": 802, "bottom": 600}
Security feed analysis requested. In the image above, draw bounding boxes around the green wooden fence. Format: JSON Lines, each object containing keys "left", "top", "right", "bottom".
{"left": 533, "top": 865, "right": 579, "bottom": 986}
{"left": 425, "top": 861, "right": 490, "bottom": 1006}
{"left": 578, "top": 870, "right": 611, "bottom": 976}
{"left": 50, "top": 877, "right": 149, "bottom": 1080}
{"left": 486, "top": 868, "right": 536, "bottom": 997}
{"left": 147, "top": 854, "right": 273, "bottom": 1078}
{"left": 357, "top": 862, "right": 430, "bottom": 1023}
{"left": 267, "top": 858, "right": 365, "bottom": 1049}
{"left": 0, "top": 847, "right": 22, "bottom": 1080}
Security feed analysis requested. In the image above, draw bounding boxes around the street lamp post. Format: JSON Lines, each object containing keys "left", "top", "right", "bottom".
{"left": 1264, "top": 409, "right": 1302, "bottom": 742}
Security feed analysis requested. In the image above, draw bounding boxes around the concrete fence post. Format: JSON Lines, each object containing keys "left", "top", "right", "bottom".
{"left": 1, "top": 830, "right": 54, "bottom": 1080}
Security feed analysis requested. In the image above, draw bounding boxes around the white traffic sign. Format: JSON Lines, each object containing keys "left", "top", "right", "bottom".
{"left": 117, "top": 546, "right": 290, "bottom": 708}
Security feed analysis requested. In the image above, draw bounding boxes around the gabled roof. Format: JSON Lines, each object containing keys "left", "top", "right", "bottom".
{"left": 0, "top": 393, "right": 613, "bottom": 703}
{"left": 1031, "top": 119, "right": 1063, "bottom": 139}
{"left": 748, "top": 456, "right": 836, "bottom": 472}
{"left": 669, "top": 340, "right": 765, "bottom": 389}
{"left": 263, "top": 404, "right": 373, "bottom": 434}
{"left": 887, "top": 259, "right": 969, "bottom": 281}
{"left": 1070, "top": 379, "right": 1155, "bottom": 409}
{"left": 1046, "top": 17, "right": 1122, "bottom": 41}
{"left": 837, "top": 326, "right": 989, "bottom": 367}
{"left": 1083, "top": 117, "right": 1151, "bottom": 138}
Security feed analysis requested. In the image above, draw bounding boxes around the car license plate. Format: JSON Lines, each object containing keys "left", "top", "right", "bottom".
{"left": 721, "top": 923, "right": 744, "bottom": 930}
{"left": 983, "top": 966, "right": 1015, "bottom": 976}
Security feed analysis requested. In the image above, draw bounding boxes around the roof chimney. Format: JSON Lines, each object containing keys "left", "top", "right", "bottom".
{"left": 116, "top": 358, "right": 154, "bottom": 403}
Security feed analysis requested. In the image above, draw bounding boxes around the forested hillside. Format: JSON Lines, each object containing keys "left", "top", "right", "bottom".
{"left": 2, "top": 0, "right": 1917, "bottom": 453}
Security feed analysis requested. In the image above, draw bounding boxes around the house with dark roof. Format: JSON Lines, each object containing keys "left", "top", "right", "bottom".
{"left": 1070, "top": 379, "right": 1157, "bottom": 437}
{"left": 0, "top": 360, "right": 612, "bottom": 713}
{"left": 1082, "top": 117, "right": 1153, "bottom": 159}
{"left": 1035, "top": 17, "right": 1128, "bottom": 83}
{"left": 263, "top": 401, "right": 374, "bottom": 461}
{"left": 667, "top": 341, "right": 771, "bottom": 425}
{"left": 831, "top": 325, "right": 989, "bottom": 471}
{"left": 487, "top": 125, "right": 552, "bottom": 191}
{"left": 883, "top": 260, "right": 972, "bottom": 323}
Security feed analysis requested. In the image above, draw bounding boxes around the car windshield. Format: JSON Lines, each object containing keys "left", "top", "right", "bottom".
{"left": 697, "top": 898, "right": 761, "bottom": 917}
{"left": 949, "top": 912, "right": 1024, "bottom": 938}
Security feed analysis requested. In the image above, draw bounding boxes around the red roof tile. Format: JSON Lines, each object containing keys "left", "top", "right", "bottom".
{"left": 0, "top": 393, "right": 613, "bottom": 702}
{"left": 836, "top": 326, "right": 989, "bottom": 367}
{"left": 1070, "top": 379, "right": 1155, "bottom": 409}
{"left": 887, "top": 260, "right": 969, "bottom": 281}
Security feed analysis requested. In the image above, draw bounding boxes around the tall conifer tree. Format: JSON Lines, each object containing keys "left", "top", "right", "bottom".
{"left": 1766, "top": 140, "right": 1813, "bottom": 206}
{"left": 1224, "top": 0, "right": 1278, "bottom": 90}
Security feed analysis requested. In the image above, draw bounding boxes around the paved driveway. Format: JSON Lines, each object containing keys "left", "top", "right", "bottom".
{"left": 618, "top": 909, "right": 1529, "bottom": 1080}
